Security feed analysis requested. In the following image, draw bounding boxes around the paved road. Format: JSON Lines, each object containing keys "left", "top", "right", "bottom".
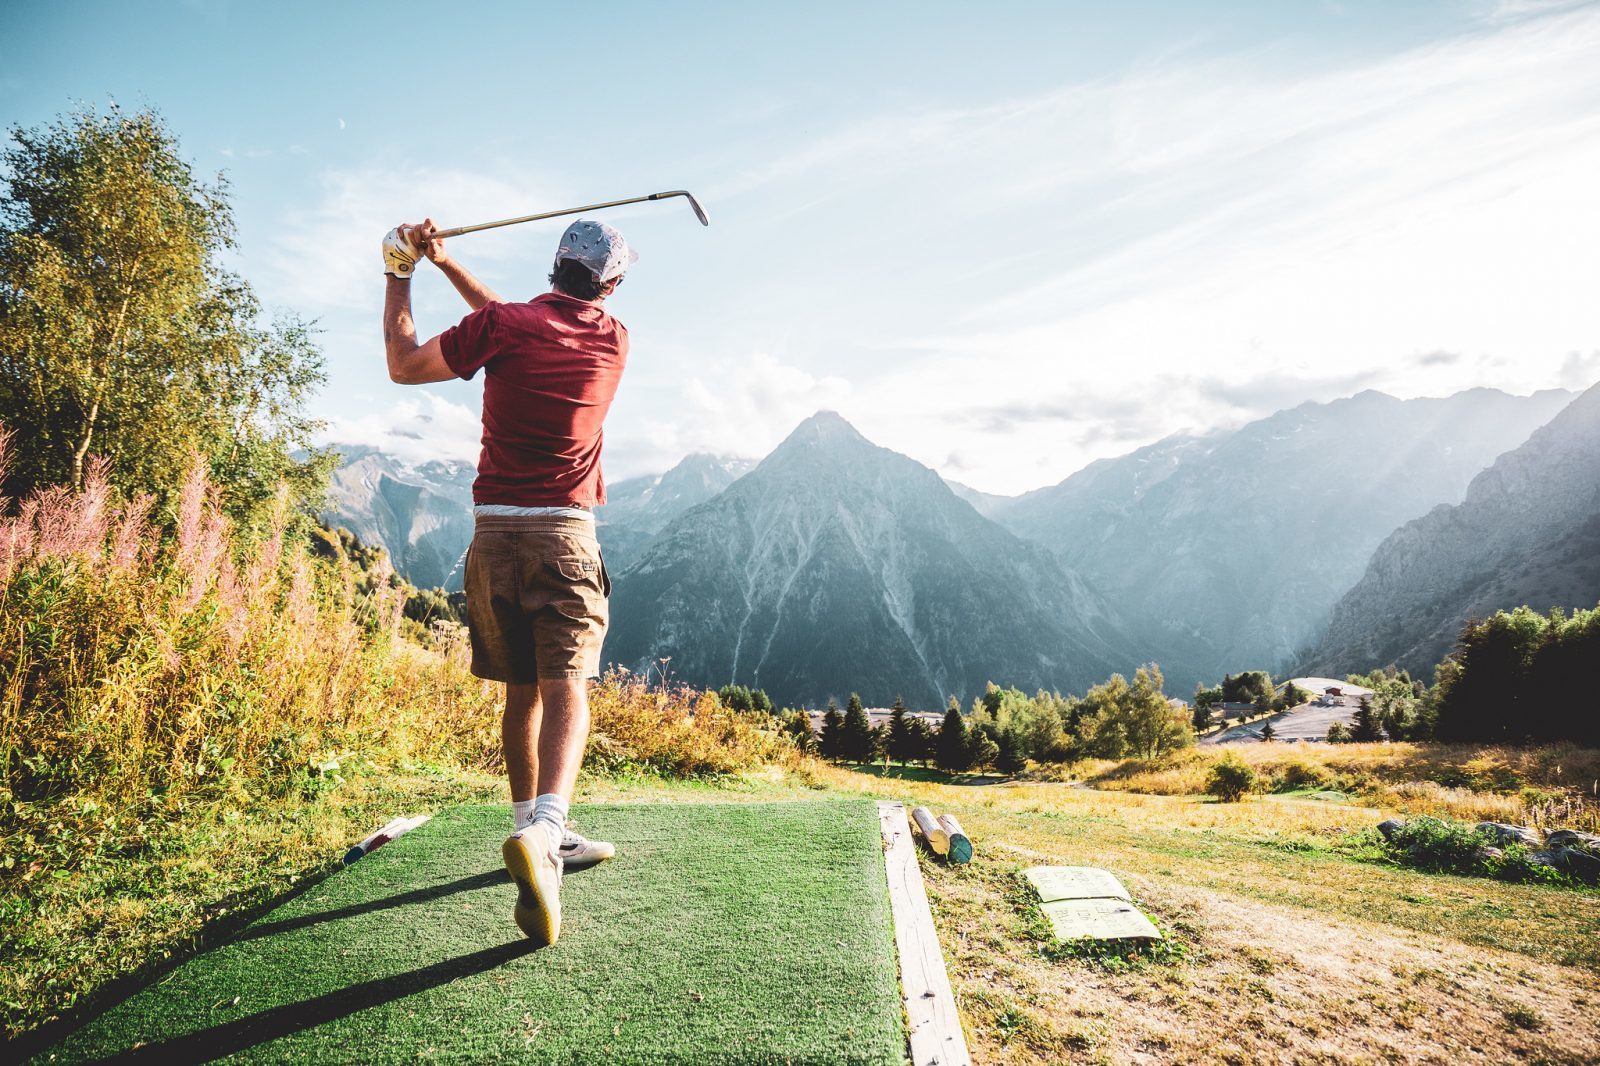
{"left": 1202, "top": 699, "right": 1356, "bottom": 744}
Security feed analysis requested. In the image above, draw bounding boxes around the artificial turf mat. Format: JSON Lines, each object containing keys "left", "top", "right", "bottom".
{"left": 34, "top": 800, "right": 905, "bottom": 1065}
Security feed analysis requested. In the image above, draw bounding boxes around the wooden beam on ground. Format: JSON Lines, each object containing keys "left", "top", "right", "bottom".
{"left": 878, "top": 800, "right": 972, "bottom": 1066}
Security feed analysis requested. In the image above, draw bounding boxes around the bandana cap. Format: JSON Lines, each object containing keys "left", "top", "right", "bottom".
{"left": 554, "top": 219, "right": 637, "bottom": 283}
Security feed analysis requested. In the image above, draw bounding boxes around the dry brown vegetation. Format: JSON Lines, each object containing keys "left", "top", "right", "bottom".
{"left": 1077, "top": 741, "right": 1600, "bottom": 831}
{"left": 803, "top": 765, "right": 1600, "bottom": 1065}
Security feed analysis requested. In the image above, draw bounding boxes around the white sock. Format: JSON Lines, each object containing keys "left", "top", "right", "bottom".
{"left": 532, "top": 793, "right": 569, "bottom": 859}
{"left": 511, "top": 799, "right": 536, "bottom": 831}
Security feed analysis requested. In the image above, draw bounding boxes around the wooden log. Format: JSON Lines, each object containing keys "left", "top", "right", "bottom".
{"left": 937, "top": 813, "right": 973, "bottom": 865}
{"left": 910, "top": 806, "right": 949, "bottom": 855}
{"left": 878, "top": 801, "right": 972, "bottom": 1066}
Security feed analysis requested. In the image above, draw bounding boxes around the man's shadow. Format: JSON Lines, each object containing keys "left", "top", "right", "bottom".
{"left": 17, "top": 861, "right": 598, "bottom": 1064}
{"left": 79, "top": 938, "right": 539, "bottom": 1065}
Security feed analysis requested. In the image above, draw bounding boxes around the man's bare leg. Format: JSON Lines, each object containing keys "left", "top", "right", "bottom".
{"left": 507, "top": 678, "right": 594, "bottom": 852}
{"left": 534, "top": 678, "right": 590, "bottom": 801}
{"left": 504, "top": 682, "right": 541, "bottom": 804}
{"left": 504, "top": 683, "right": 542, "bottom": 838}
{"left": 503, "top": 678, "right": 593, "bottom": 944}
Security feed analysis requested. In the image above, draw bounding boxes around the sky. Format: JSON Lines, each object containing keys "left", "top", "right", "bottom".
{"left": 3, "top": 0, "right": 1599, "bottom": 494}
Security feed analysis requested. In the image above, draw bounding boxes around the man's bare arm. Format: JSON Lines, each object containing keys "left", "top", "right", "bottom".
{"left": 418, "top": 220, "right": 503, "bottom": 310}
{"left": 383, "top": 275, "right": 454, "bottom": 384}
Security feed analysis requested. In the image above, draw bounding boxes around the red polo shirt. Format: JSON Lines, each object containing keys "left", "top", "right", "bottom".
{"left": 438, "top": 292, "right": 628, "bottom": 508}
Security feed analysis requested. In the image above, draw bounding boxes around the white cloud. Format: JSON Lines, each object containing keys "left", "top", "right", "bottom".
{"left": 254, "top": 165, "right": 552, "bottom": 318}
{"left": 698, "top": 3, "right": 1600, "bottom": 492}
{"left": 316, "top": 391, "right": 481, "bottom": 467}
{"left": 609, "top": 352, "right": 852, "bottom": 473}
{"left": 285, "top": 4, "right": 1600, "bottom": 496}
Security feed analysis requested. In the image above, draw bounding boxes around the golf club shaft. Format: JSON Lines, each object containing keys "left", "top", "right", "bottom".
{"left": 429, "top": 190, "right": 705, "bottom": 240}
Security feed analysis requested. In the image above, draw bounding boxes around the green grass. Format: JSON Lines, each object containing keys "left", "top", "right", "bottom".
{"left": 28, "top": 799, "right": 904, "bottom": 1065}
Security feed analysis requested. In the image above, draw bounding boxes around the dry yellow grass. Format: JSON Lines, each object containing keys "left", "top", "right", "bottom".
{"left": 796, "top": 764, "right": 1600, "bottom": 1065}
{"left": 1082, "top": 741, "right": 1600, "bottom": 830}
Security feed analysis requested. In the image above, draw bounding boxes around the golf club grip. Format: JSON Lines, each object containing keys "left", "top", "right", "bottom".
{"left": 428, "top": 191, "right": 703, "bottom": 240}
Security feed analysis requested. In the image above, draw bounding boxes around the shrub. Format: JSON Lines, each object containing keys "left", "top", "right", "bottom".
{"left": 1378, "top": 816, "right": 1486, "bottom": 874}
{"left": 1374, "top": 816, "right": 1571, "bottom": 885}
{"left": 1276, "top": 759, "right": 1334, "bottom": 793}
{"left": 1206, "top": 756, "right": 1256, "bottom": 802}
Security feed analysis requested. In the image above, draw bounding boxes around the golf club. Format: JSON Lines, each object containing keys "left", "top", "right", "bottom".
{"left": 428, "top": 189, "right": 709, "bottom": 240}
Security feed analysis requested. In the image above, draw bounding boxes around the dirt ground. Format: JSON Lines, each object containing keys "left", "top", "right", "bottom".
{"left": 811, "top": 770, "right": 1600, "bottom": 1065}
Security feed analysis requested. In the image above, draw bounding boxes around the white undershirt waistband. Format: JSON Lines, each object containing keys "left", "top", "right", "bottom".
{"left": 474, "top": 504, "right": 595, "bottom": 521}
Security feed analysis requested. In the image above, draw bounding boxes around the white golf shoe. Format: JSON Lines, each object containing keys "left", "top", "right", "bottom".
{"left": 503, "top": 825, "right": 562, "bottom": 945}
{"left": 558, "top": 828, "right": 616, "bottom": 870}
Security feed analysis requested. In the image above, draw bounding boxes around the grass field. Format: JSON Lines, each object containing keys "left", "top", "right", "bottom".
{"left": 26, "top": 800, "right": 904, "bottom": 1066}
{"left": 14, "top": 754, "right": 1600, "bottom": 1065}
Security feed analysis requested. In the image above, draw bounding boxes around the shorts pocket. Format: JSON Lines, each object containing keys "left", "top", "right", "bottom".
{"left": 552, "top": 556, "right": 600, "bottom": 584}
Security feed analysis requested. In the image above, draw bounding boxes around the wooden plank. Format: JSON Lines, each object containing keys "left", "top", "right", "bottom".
{"left": 878, "top": 800, "right": 972, "bottom": 1066}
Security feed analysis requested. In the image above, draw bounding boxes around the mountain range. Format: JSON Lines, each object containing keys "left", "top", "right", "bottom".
{"left": 321, "top": 446, "right": 476, "bottom": 591}
{"left": 1302, "top": 382, "right": 1600, "bottom": 676}
{"left": 320, "top": 383, "right": 1594, "bottom": 706}
{"left": 604, "top": 412, "right": 1132, "bottom": 707}
{"left": 986, "top": 388, "right": 1575, "bottom": 686}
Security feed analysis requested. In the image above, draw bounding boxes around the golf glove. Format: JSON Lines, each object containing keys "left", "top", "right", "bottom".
{"left": 382, "top": 228, "right": 420, "bottom": 279}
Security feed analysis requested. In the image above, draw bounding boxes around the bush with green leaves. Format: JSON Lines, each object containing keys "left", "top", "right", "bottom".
{"left": 1205, "top": 756, "right": 1256, "bottom": 802}
{"left": 1373, "top": 816, "right": 1573, "bottom": 886}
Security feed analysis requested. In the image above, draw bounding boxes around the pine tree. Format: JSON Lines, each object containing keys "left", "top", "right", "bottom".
{"left": 887, "top": 695, "right": 913, "bottom": 765}
{"left": 1349, "top": 696, "right": 1384, "bottom": 742}
{"left": 820, "top": 701, "right": 843, "bottom": 759}
{"left": 842, "top": 694, "right": 873, "bottom": 762}
{"left": 936, "top": 698, "right": 970, "bottom": 772}
{"left": 995, "top": 728, "right": 1026, "bottom": 775}
{"left": 1259, "top": 719, "right": 1277, "bottom": 742}
{"left": 907, "top": 718, "right": 934, "bottom": 766}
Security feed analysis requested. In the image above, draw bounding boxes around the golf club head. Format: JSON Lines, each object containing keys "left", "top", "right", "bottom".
{"left": 655, "top": 190, "right": 710, "bottom": 226}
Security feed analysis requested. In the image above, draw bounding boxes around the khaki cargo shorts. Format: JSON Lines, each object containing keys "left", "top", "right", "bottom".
{"left": 463, "top": 514, "right": 611, "bottom": 683}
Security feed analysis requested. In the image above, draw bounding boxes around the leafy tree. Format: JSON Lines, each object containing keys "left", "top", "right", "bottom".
{"left": 995, "top": 728, "right": 1026, "bottom": 775}
{"left": 841, "top": 693, "right": 874, "bottom": 762}
{"left": 1193, "top": 684, "right": 1222, "bottom": 731}
{"left": 936, "top": 698, "right": 970, "bottom": 773}
{"left": 1347, "top": 668, "right": 1430, "bottom": 740}
{"left": 1222, "top": 671, "right": 1274, "bottom": 707}
{"left": 870, "top": 722, "right": 889, "bottom": 767}
{"left": 1325, "top": 721, "right": 1352, "bottom": 742}
{"left": 1071, "top": 665, "right": 1193, "bottom": 759}
{"left": 965, "top": 729, "right": 1000, "bottom": 771}
{"left": 968, "top": 682, "right": 1071, "bottom": 763}
{"left": 887, "top": 695, "right": 915, "bottom": 765}
{"left": 1349, "top": 696, "right": 1384, "bottom": 742}
{"left": 0, "top": 105, "right": 331, "bottom": 528}
{"left": 1434, "top": 604, "right": 1599, "bottom": 746}
{"left": 819, "top": 701, "right": 843, "bottom": 759}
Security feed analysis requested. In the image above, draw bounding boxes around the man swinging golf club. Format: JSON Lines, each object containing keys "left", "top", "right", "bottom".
{"left": 379, "top": 215, "right": 634, "bottom": 946}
